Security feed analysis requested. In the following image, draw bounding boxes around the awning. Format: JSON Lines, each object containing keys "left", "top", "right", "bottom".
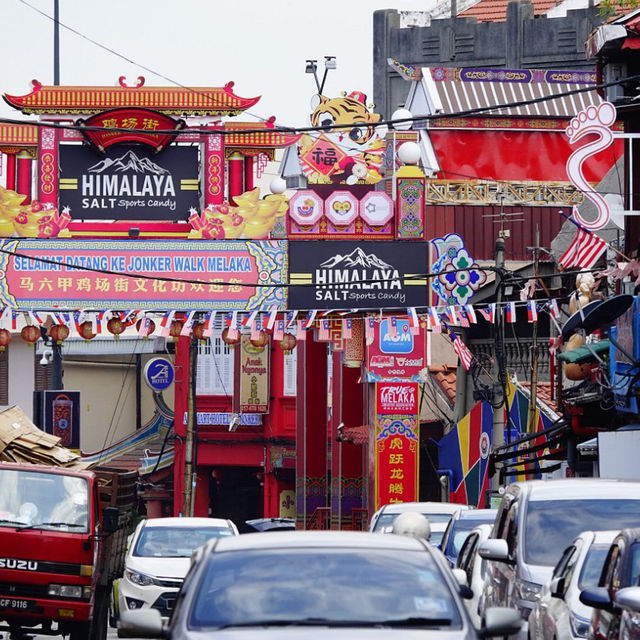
{"left": 557, "top": 340, "right": 610, "bottom": 364}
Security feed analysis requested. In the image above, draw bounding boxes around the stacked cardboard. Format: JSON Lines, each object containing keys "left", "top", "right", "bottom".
{"left": 0, "top": 405, "right": 88, "bottom": 469}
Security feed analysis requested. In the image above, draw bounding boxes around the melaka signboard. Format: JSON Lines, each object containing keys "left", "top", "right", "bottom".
{"left": 0, "top": 239, "right": 287, "bottom": 310}
{"left": 59, "top": 144, "right": 199, "bottom": 221}
{"left": 374, "top": 382, "right": 420, "bottom": 509}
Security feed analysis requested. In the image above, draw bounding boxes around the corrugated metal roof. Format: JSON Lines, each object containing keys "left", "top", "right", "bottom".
{"left": 458, "top": 0, "right": 558, "bottom": 22}
{"left": 427, "top": 67, "right": 601, "bottom": 118}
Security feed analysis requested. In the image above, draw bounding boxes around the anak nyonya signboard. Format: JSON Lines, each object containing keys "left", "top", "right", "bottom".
{"left": 374, "top": 382, "right": 419, "bottom": 509}
{"left": 0, "top": 239, "right": 286, "bottom": 310}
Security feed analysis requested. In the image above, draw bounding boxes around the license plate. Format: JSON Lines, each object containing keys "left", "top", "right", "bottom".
{"left": 0, "top": 598, "right": 37, "bottom": 611}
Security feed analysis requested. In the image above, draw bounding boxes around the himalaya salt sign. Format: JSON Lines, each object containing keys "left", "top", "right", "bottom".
{"left": 289, "top": 241, "right": 428, "bottom": 310}
{"left": 59, "top": 144, "right": 199, "bottom": 221}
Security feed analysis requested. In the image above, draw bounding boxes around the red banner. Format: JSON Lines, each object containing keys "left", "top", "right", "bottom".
{"left": 374, "top": 382, "right": 419, "bottom": 509}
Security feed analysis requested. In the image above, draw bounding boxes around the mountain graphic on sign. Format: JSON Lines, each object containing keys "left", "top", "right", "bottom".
{"left": 87, "top": 150, "right": 169, "bottom": 175}
{"left": 319, "top": 247, "right": 393, "bottom": 270}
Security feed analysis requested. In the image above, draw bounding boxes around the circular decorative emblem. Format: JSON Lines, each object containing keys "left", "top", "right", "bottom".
{"left": 479, "top": 432, "right": 490, "bottom": 460}
{"left": 143, "top": 357, "right": 175, "bottom": 392}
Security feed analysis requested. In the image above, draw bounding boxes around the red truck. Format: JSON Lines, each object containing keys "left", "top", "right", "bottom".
{"left": 0, "top": 461, "right": 137, "bottom": 640}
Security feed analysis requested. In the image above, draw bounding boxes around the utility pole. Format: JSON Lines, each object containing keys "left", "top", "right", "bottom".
{"left": 492, "top": 231, "right": 506, "bottom": 474}
{"left": 53, "top": 0, "right": 60, "bottom": 85}
{"left": 182, "top": 337, "right": 198, "bottom": 516}
{"left": 526, "top": 227, "right": 541, "bottom": 436}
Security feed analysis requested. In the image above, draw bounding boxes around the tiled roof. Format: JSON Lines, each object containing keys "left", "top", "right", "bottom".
{"left": 3, "top": 79, "right": 260, "bottom": 116}
{"left": 427, "top": 66, "right": 601, "bottom": 118}
{"left": 458, "top": 0, "right": 558, "bottom": 22}
{"left": 430, "top": 365, "right": 458, "bottom": 404}
{"left": 518, "top": 380, "right": 558, "bottom": 415}
{"left": 341, "top": 424, "right": 370, "bottom": 445}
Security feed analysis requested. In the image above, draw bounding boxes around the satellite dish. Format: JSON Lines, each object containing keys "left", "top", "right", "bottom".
{"left": 581, "top": 295, "right": 634, "bottom": 335}
{"left": 561, "top": 300, "right": 603, "bottom": 340}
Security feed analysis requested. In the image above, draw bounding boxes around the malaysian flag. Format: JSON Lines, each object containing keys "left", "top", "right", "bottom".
{"left": 449, "top": 329, "right": 474, "bottom": 371}
{"left": 558, "top": 227, "right": 607, "bottom": 269}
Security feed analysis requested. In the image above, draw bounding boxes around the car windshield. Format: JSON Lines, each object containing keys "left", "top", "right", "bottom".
{"left": 0, "top": 468, "right": 89, "bottom": 533}
{"left": 578, "top": 545, "right": 610, "bottom": 589}
{"left": 189, "top": 548, "right": 463, "bottom": 629}
{"left": 448, "top": 521, "right": 487, "bottom": 556}
{"left": 134, "top": 526, "right": 234, "bottom": 558}
{"left": 373, "top": 512, "right": 453, "bottom": 531}
{"left": 524, "top": 499, "right": 640, "bottom": 566}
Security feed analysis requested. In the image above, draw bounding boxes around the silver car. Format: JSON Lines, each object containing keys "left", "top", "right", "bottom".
{"left": 119, "top": 530, "right": 521, "bottom": 639}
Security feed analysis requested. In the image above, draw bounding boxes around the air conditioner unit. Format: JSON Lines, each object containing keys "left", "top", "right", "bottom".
{"left": 605, "top": 63, "right": 627, "bottom": 103}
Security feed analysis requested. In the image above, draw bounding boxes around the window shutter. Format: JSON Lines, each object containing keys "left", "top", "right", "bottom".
{"left": 283, "top": 349, "right": 297, "bottom": 396}
{"left": 195, "top": 316, "right": 234, "bottom": 396}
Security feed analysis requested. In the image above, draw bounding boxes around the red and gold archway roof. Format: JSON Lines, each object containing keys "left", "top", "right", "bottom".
{"left": 3, "top": 78, "right": 260, "bottom": 116}
{"left": 0, "top": 123, "right": 38, "bottom": 147}
{"left": 224, "top": 120, "right": 301, "bottom": 149}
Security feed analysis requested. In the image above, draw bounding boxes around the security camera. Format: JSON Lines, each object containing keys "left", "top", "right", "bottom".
{"left": 40, "top": 348, "right": 53, "bottom": 367}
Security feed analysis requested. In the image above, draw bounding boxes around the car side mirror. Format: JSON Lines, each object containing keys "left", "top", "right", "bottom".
{"left": 580, "top": 587, "right": 614, "bottom": 612}
{"left": 478, "top": 539, "right": 515, "bottom": 565}
{"left": 452, "top": 568, "right": 473, "bottom": 599}
{"left": 480, "top": 607, "right": 522, "bottom": 637}
{"left": 102, "top": 506, "right": 119, "bottom": 534}
{"left": 614, "top": 587, "right": 640, "bottom": 612}
{"left": 118, "top": 609, "right": 166, "bottom": 638}
{"left": 550, "top": 576, "right": 565, "bottom": 599}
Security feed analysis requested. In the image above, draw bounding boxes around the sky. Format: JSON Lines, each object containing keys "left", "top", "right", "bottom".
{"left": 1, "top": 0, "right": 438, "bottom": 128}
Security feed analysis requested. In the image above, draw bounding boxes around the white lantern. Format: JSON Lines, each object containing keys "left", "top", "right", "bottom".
{"left": 397, "top": 141, "right": 421, "bottom": 165}
{"left": 391, "top": 108, "right": 413, "bottom": 131}
{"left": 269, "top": 177, "right": 287, "bottom": 194}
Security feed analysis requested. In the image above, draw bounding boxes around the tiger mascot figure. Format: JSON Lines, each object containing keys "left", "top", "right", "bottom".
{"left": 300, "top": 91, "right": 386, "bottom": 185}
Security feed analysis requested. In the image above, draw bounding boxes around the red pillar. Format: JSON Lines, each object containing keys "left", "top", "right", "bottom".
{"left": 244, "top": 156, "right": 254, "bottom": 192}
{"left": 16, "top": 152, "right": 32, "bottom": 204}
{"left": 173, "top": 336, "right": 191, "bottom": 516}
{"left": 228, "top": 153, "right": 244, "bottom": 204}
{"left": 5, "top": 154, "right": 16, "bottom": 191}
{"left": 193, "top": 469, "right": 210, "bottom": 517}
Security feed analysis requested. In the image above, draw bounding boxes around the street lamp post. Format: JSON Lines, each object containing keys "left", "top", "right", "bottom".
{"left": 305, "top": 56, "right": 336, "bottom": 95}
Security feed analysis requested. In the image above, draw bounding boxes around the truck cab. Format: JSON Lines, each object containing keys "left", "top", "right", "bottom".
{"left": 0, "top": 461, "right": 135, "bottom": 640}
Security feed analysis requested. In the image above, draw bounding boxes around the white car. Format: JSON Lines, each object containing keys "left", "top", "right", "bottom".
{"left": 115, "top": 516, "right": 238, "bottom": 625}
{"left": 369, "top": 501, "right": 471, "bottom": 538}
{"left": 528, "top": 530, "right": 617, "bottom": 640}
{"left": 455, "top": 523, "right": 493, "bottom": 628}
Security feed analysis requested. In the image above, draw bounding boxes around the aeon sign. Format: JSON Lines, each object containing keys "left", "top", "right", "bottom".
{"left": 380, "top": 319, "right": 413, "bottom": 354}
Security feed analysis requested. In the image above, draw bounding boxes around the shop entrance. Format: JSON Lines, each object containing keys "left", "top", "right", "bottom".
{"left": 209, "top": 466, "right": 263, "bottom": 531}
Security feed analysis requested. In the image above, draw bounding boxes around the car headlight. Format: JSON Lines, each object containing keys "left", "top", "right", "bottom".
{"left": 517, "top": 578, "right": 542, "bottom": 602}
{"left": 48, "top": 584, "right": 83, "bottom": 598}
{"left": 569, "top": 612, "right": 591, "bottom": 639}
{"left": 125, "top": 569, "right": 155, "bottom": 587}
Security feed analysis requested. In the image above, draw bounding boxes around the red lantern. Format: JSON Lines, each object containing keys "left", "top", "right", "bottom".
{"left": 169, "top": 319, "right": 184, "bottom": 341}
{"left": 279, "top": 332, "right": 297, "bottom": 354}
{"left": 221, "top": 327, "right": 241, "bottom": 347}
{"left": 49, "top": 324, "right": 69, "bottom": 345}
{"left": 250, "top": 330, "right": 269, "bottom": 348}
{"left": 0, "top": 328, "right": 11, "bottom": 351}
{"left": 78, "top": 321, "right": 96, "bottom": 341}
{"left": 107, "top": 316, "right": 126, "bottom": 338}
{"left": 136, "top": 318, "right": 156, "bottom": 339}
{"left": 20, "top": 325, "right": 40, "bottom": 346}
{"left": 192, "top": 322, "right": 206, "bottom": 342}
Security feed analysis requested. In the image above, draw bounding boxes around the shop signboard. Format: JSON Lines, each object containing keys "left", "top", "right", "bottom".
{"left": 366, "top": 317, "right": 425, "bottom": 381}
{"left": 0, "top": 239, "right": 287, "bottom": 310}
{"left": 374, "top": 382, "right": 419, "bottom": 509}
{"left": 239, "top": 335, "right": 270, "bottom": 413}
{"left": 59, "top": 144, "right": 199, "bottom": 221}
{"left": 143, "top": 358, "right": 174, "bottom": 392}
{"left": 289, "top": 241, "right": 427, "bottom": 310}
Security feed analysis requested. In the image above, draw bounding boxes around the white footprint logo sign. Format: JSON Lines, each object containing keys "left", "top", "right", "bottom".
{"left": 565, "top": 102, "right": 617, "bottom": 230}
